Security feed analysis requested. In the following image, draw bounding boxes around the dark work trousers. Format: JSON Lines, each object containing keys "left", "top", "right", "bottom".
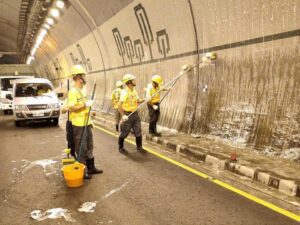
{"left": 66, "top": 121, "right": 75, "bottom": 157}
{"left": 119, "top": 111, "right": 142, "bottom": 149}
{"left": 114, "top": 109, "right": 121, "bottom": 131}
{"left": 147, "top": 103, "right": 160, "bottom": 134}
{"left": 73, "top": 125, "right": 94, "bottom": 164}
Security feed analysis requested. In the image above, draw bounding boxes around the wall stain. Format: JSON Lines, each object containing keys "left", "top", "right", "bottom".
{"left": 186, "top": 47, "right": 300, "bottom": 151}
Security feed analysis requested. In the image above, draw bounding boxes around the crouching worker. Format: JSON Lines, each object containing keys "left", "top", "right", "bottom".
{"left": 68, "top": 65, "right": 103, "bottom": 179}
{"left": 118, "top": 74, "right": 147, "bottom": 154}
{"left": 111, "top": 81, "right": 123, "bottom": 131}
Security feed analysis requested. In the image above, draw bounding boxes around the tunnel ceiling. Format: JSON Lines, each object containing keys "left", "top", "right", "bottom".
{"left": 0, "top": 0, "right": 53, "bottom": 64}
{"left": 0, "top": 0, "right": 21, "bottom": 63}
{"left": 0, "top": 0, "right": 299, "bottom": 150}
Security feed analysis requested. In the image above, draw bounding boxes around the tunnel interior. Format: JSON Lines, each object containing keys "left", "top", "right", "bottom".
{"left": 2, "top": 0, "right": 300, "bottom": 152}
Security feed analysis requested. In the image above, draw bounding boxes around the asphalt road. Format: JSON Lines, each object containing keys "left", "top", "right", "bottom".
{"left": 0, "top": 114, "right": 299, "bottom": 225}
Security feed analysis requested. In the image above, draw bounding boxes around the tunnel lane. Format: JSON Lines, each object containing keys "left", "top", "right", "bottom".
{"left": 0, "top": 114, "right": 299, "bottom": 225}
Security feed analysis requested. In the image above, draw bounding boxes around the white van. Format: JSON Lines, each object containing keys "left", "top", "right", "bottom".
{"left": 0, "top": 76, "right": 33, "bottom": 114}
{"left": 6, "top": 78, "right": 63, "bottom": 127}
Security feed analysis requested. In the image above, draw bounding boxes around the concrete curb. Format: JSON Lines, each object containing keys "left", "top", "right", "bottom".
{"left": 93, "top": 116, "right": 300, "bottom": 198}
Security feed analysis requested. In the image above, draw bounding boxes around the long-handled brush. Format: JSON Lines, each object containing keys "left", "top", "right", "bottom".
{"left": 62, "top": 79, "right": 76, "bottom": 165}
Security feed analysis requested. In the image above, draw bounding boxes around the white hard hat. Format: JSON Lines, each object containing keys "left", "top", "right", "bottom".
{"left": 70, "top": 64, "right": 86, "bottom": 75}
{"left": 116, "top": 80, "right": 123, "bottom": 88}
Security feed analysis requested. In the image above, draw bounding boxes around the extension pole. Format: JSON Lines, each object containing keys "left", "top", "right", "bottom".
{"left": 126, "top": 64, "right": 194, "bottom": 118}
{"left": 77, "top": 83, "right": 97, "bottom": 163}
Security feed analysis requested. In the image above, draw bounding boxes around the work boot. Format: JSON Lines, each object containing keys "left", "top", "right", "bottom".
{"left": 87, "top": 158, "right": 103, "bottom": 174}
{"left": 83, "top": 168, "right": 92, "bottom": 179}
{"left": 119, "top": 148, "right": 128, "bottom": 154}
{"left": 119, "top": 137, "right": 128, "bottom": 154}
{"left": 136, "top": 136, "right": 147, "bottom": 154}
{"left": 152, "top": 132, "right": 161, "bottom": 137}
{"left": 70, "top": 148, "right": 76, "bottom": 159}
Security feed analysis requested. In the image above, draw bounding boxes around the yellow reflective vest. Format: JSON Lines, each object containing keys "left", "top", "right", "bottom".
{"left": 111, "top": 87, "right": 122, "bottom": 109}
{"left": 68, "top": 87, "right": 91, "bottom": 126}
{"left": 119, "top": 87, "right": 139, "bottom": 112}
{"left": 146, "top": 84, "right": 161, "bottom": 104}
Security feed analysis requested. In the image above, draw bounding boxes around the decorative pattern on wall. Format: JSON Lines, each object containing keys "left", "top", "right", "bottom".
{"left": 156, "top": 29, "right": 170, "bottom": 58}
{"left": 134, "top": 3, "right": 154, "bottom": 60}
{"left": 134, "top": 39, "right": 144, "bottom": 62}
{"left": 69, "top": 44, "right": 93, "bottom": 72}
{"left": 112, "top": 3, "right": 170, "bottom": 65}
{"left": 112, "top": 28, "right": 126, "bottom": 65}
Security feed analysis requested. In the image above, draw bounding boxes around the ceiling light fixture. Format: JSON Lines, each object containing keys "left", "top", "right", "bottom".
{"left": 56, "top": 1, "right": 65, "bottom": 9}
{"left": 43, "top": 24, "right": 50, "bottom": 29}
{"left": 46, "top": 17, "right": 54, "bottom": 25}
{"left": 50, "top": 8, "right": 60, "bottom": 18}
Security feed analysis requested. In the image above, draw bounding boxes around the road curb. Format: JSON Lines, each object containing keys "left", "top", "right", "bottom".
{"left": 93, "top": 116, "right": 300, "bottom": 198}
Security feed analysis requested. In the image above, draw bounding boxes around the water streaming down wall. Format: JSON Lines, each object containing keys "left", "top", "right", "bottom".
{"left": 33, "top": 0, "right": 300, "bottom": 151}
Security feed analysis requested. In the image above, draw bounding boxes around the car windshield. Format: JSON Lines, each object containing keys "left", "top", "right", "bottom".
{"left": 1, "top": 78, "right": 17, "bottom": 91}
{"left": 15, "top": 83, "right": 54, "bottom": 97}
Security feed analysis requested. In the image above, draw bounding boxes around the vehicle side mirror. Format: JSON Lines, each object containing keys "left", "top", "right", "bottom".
{"left": 6, "top": 94, "right": 13, "bottom": 100}
{"left": 57, "top": 93, "right": 63, "bottom": 98}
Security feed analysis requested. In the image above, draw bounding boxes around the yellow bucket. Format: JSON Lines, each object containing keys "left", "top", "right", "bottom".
{"left": 62, "top": 162, "right": 85, "bottom": 188}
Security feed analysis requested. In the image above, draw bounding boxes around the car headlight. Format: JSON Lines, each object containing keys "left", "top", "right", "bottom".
{"left": 15, "top": 105, "right": 27, "bottom": 110}
{"left": 1, "top": 98, "right": 10, "bottom": 104}
{"left": 48, "top": 103, "right": 60, "bottom": 109}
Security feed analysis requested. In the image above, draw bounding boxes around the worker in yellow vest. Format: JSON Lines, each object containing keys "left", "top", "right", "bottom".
{"left": 67, "top": 65, "right": 103, "bottom": 179}
{"left": 111, "top": 81, "right": 124, "bottom": 131}
{"left": 146, "top": 75, "right": 168, "bottom": 136}
{"left": 118, "top": 74, "right": 147, "bottom": 154}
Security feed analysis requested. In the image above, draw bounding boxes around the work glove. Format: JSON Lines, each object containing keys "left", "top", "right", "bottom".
{"left": 85, "top": 100, "right": 94, "bottom": 107}
{"left": 61, "top": 106, "right": 68, "bottom": 114}
{"left": 122, "top": 115, "right": 129, "bottom": 121}
{"left": 153, "top": 105, "right": 159, "bottom": 110}
{"left": 144, "top": 97, "right": 151, "bottom": 102}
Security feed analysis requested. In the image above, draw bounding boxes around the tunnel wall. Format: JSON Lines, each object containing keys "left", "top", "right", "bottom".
{"left": 33, "top": 0, "right": 300, "bottom": 151}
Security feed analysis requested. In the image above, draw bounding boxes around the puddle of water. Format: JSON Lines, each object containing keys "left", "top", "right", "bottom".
{"left": 33, "top": 159, "right": 57, "bottom": 170}
{"left": 30, "top": 208, "right": 76, "bottom": 223}
{"left": 21, "top": 159, "right": 57, "bottom": 173}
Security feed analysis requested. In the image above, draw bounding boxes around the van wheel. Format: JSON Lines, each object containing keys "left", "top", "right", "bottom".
{"left": 15, "top": 121, "right": 21, "bottom": 127}
{"left": 53, "top": 118, "right": 59, "bottom": 126}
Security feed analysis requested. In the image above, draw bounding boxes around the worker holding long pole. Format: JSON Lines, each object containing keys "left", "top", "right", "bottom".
{"left": 145, "top": 75, "right": 169, "bottom": 136}
{"left": 118, "top": 74, "right": 147, "bottom": 154}
{"left": 67, "top": 65, "right": 103, "bottom": 179}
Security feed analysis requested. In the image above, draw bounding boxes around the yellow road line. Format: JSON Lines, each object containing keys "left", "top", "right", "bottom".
{"left": 94, "top": 125, "right": 300, "bottom": 222}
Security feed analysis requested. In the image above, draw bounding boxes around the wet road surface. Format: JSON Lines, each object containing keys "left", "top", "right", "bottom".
{"left": 0, "top": 114, "right": 299, "bottom": 225}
